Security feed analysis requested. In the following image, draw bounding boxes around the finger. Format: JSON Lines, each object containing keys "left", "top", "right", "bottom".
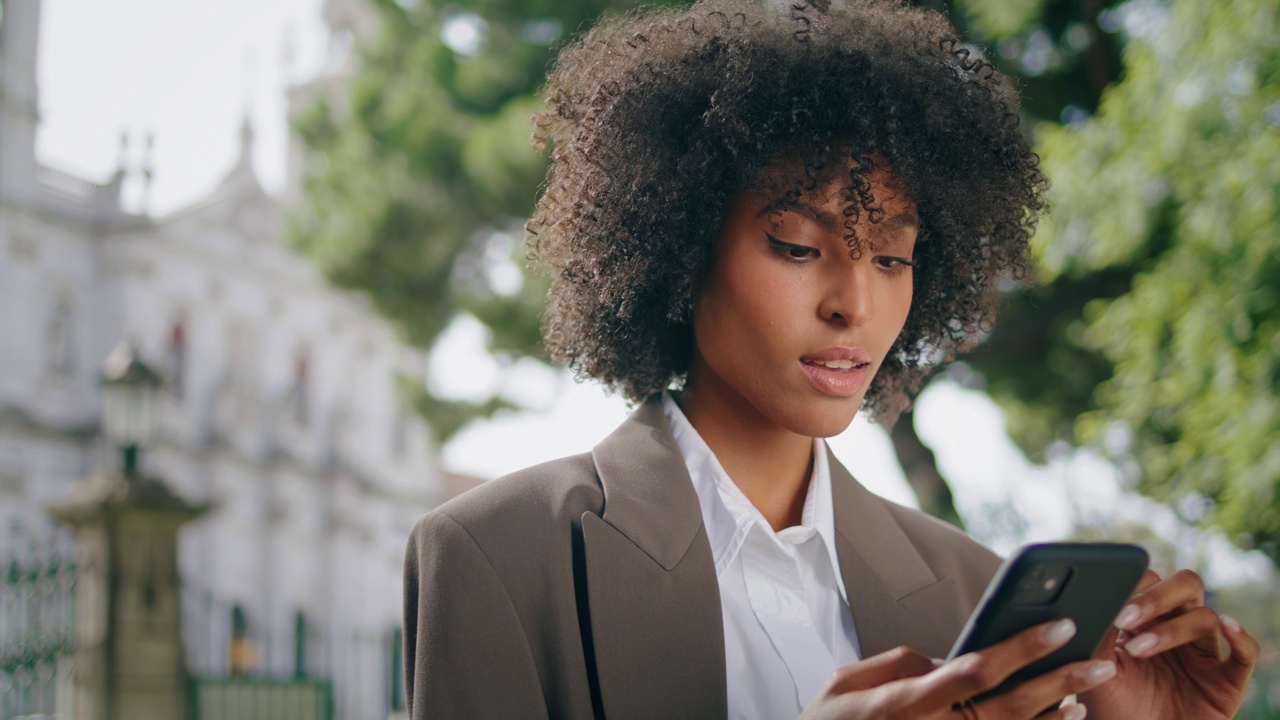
{"left": 977, "top": 659, "right": 1116, "bottom": 720}
{"left": 1038, "top": 703, "right": 1090, "bottom": 720}
{"left": 1111, "top": 570, "right": 1158, "bottom": 645}
{"left": 949, "top": 698, "right": 1091, "bottom": 720}
{"left": 918, "top": 619, "right": 1078, "bottom": 707}
{"left": 1134, "top": 569, "right": 1160, "bottom": 592}
{"left": 824, "top": 646, "right": 936, "bottom": 695}
{"left": 1220, "top": 615, "right": 1261, "bottom": 689}
{"left": 1114, "top": 569, "right": 1205, "bottom": 632}
{"left": 1049, "top": 702, "right": 1090, "bottom": 717}
{"left": 1121, "top": 605, "right": 1222, "bottom": 659}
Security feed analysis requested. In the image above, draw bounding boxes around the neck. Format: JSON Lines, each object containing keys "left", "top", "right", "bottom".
{"left": 676, "top": 386, "right": 815, "bottom": 532}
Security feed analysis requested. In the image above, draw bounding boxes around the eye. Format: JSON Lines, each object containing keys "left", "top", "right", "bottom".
{"left": 766, "top": 233, "right": 819, "bottom": 262}
{"left": 875, "top": 255, "right": 916, "bottom": 274}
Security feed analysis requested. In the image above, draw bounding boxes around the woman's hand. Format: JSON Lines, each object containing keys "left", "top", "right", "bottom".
{"left": 801, "top": 619, "right": 1116, "bottom": 720}
{"left": 1079, "top": 569, "right": 1259, "bottom": 720}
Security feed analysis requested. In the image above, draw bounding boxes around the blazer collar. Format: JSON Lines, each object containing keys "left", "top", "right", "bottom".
{"left": 583, "top": 397, "right": 727, "bottom": 719}
{"left": 590, "top": 396, "right": 706, "bottom": 570}
{"left": 829, "top": 447, "right": 960, "bottom": 658}
{"left": 829, "top": 448, "right": 937, "bottom": 598}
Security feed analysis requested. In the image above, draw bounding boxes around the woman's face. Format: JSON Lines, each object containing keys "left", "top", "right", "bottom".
{"left": 687, "top": 166, "right": 918, "bottom": 439}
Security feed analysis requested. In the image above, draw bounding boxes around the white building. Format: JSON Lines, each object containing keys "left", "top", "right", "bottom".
{"left": 0, "top": 0, "right": 455, "bottom": 717}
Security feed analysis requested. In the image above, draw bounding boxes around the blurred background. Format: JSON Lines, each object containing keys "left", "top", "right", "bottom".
{"left": 0, "top": 0, "right": 1276, "bottom": 717}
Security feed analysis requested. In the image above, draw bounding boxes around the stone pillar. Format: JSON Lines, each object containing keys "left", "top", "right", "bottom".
{"left": 48, "top": 472, "right": 209, "bottom": 720}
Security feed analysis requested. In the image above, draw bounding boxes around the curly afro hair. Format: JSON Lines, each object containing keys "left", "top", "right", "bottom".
{"left": 528, "top": 0, "right": 1047, "bottom": 426}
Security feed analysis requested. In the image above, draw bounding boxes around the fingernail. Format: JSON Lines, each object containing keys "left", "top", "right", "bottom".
{"left": 1046, "top": 618, "right": 1077, "bottom": 645}
{"left": 1115, "top": 604, "right": 1142, "bottom": 630}
{"left": 1125, "top": 633, "right": 1159, "bottom": 656}
{"left": 1083, "top": 660, "right": 1117, "bottom": 684}
{"left": 1222, "top": 615, "right": 1242, "bottom": 634}
{"left": 1064, "top": 704, "right": 1088, "bottom": 720}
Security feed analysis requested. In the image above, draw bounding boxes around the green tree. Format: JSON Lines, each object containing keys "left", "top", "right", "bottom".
{"left": 889, "top": 0, "right": 1134, "bottom": 529}
{"left": 291, "top": 0, "right": 681, "bottom": 441}
{"left": 956, "top": 0, "right": 1280, "bottom": 562}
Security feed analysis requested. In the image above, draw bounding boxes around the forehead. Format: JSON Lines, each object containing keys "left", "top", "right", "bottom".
{"left": 745, "top": 159, "right": 919, "bottom": 232}
{"left": 747, "top": 154, "right": 916, "bottom": 208}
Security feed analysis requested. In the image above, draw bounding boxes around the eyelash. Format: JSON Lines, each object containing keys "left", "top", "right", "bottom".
{"left": 876, "top": 256, "right": 916, "bottom": 277}
{"left": 767, "top": 233, "right": 818, "bottom": 262}
{"left": 765, "top": 233, "right": 916, "bottom": 274}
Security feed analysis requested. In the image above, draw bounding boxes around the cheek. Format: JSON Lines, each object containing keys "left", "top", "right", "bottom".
{"left": 706, "top": 262, "right": 804, "bottom": 345}
{"left": 890, "top": 280, "right": 914, "bottom": 325}
{"left": 693, "top": 259, "right": 799, "bottom": 375}
{"left": 874, "top": 279, "right": 915, "bottom": 354}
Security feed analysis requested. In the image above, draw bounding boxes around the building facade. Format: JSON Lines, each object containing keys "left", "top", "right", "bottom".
{"left": 0, "top": 0, "right": 446, "bottom": 717}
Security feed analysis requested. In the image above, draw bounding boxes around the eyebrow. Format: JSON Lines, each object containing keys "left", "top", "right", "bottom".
{"left": 760, "top": 200, "right": 840, "bottom": 232}
{"left": 759, "top": 201, "right": 920, "bottom": 241}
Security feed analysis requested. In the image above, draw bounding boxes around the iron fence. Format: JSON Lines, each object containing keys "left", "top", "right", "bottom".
{"left": 0, "top": 529, "right": 403, "bottom": 720}
{"left": 191, "top": 676, "right": 333, "bottom": 720}
{"left": 183, "top": 581, "right": 403, "bottom": 720}
{"left": 0, "top": 526, "right": 75, "bottom": 720}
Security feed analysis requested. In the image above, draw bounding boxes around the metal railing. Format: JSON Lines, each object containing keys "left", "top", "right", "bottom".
{"left": 0, "top": 528, "right": 76, "bottom": 720}
{"left": 183, "top": 581, "right": 403, "bottom": 720}
{"left": 191, "top": 676, "right": 334, "bottom": 720}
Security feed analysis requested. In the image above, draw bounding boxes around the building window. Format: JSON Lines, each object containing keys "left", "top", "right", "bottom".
{"left": 167, "top": 321, "right": 187, "bottom": 399}
{"left": 214, "top": 321, "right": 261, "bottom": 437}
{"left": 45, "top": 296, "right": 76, "bottom": 378}
{"left": 290, "top": 351, "right": 309, "bottom": 426}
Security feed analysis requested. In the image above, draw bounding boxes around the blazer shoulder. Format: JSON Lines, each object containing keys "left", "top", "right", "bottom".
{"left": 409, "top": 452, "right": 603, "bottom": 562}
{"left": 878, "top": 497, "right": 1002, "bottom": 597}
{"left": 404, "top": 452, "right": 604, "bottom": 719}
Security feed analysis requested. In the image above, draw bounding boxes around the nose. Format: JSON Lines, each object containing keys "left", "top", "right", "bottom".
{"left": 818, "top": 264, "right": 875, "bottom": 327}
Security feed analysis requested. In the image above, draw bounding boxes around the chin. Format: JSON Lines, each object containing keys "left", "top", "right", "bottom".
{"left": 777, "top": 397, "right": 864, "bottom": 439}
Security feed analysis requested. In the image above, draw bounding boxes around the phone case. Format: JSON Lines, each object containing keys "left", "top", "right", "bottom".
{"left": 947, "top": 542, "right": 1149, "bottom": 700}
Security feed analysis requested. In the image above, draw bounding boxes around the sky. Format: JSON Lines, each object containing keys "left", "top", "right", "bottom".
{"left": 35, "top": 0, "right": 330, "bottom": 214}
{"left": 30, "top": 0, "right": 1272, "bottom": 586}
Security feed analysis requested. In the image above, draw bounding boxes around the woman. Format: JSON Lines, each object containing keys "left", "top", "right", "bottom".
{"left": 403, "top": 1, "right": 1258, "bottom": 718}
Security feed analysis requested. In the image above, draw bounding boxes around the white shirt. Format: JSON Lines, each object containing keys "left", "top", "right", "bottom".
{"left": 662, "top": 393, "right": 862, "bottom": 720}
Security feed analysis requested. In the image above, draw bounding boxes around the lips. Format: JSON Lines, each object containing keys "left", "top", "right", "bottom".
{"left": 800, "top": 347, "right": 872, "bottom": 397}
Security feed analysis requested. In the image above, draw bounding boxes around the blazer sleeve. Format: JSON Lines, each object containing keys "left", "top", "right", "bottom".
{"left": 403, "top": 511, "right": 549, "bottom": 720}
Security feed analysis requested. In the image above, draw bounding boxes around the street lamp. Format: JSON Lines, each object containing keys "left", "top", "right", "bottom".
{"left": 99, "top": 340, "right": 163, "bottom": 477}
{"left": 52, "top": 340, "right": 205, "bottom": 717}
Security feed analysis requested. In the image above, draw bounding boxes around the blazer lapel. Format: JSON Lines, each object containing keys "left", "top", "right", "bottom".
{"left": 582, "top": 398, "right": 727, "bottom": 720}
{"left": 829, "top": 449, "right": 962, "bottom": 659}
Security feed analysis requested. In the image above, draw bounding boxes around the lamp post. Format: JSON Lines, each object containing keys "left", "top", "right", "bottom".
{"left": 47, "top": 340, "right": 207, "bottom": 720}
{"left": 99, "top": 341, "right": 163, "bottom": 478}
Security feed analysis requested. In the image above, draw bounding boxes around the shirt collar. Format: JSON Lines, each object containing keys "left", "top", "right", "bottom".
{"left": 661, "top": 392, "right": 847, "bottom": 603}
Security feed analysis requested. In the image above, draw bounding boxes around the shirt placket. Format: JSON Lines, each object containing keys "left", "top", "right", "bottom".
{"left": 740, "top": 529, "right": 837, "bottom": 712}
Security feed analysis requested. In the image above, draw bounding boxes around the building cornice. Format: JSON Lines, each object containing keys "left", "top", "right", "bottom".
{"left": 0, "top": 403, "right": 99, "bottom": 442}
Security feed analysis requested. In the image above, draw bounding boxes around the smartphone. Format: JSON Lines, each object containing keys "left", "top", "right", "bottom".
{"left": 946, "top": 542, "right": 1149, "bottom": 701}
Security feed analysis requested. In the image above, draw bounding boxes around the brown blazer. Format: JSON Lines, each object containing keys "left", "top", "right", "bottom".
{"left": 403, "top": 398, "right": 1001, "bottom": 719}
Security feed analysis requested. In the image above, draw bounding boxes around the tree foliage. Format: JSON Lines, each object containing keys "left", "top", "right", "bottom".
{"left": 961, "top": 0, "right": 1280, "bottom": 561}
{"left": 291, "top": 0, "right": 679, "bottom": 440}
{"left": 950, "top": 0, "right": 1130, "bottom": 460}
